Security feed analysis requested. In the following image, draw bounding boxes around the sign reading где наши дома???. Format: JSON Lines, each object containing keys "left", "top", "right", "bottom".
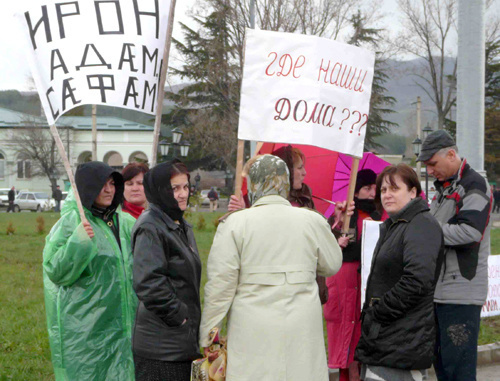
{"left": 238, "top": 29, "right": 376, "bottom": 158}
{"left": 17, "top": 0, "right": 172, "bottom": 124}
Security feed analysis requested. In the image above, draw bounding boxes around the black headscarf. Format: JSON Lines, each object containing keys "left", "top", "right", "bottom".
{"left": 143, "top": 159, "right": 190, "bottom": 221}
{"left": 75, "top": 161, "right": 124, "bottom": 219}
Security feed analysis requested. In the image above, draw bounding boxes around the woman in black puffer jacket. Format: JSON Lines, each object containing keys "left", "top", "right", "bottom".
{"left": 355, "top": 164, "right": 444, "bottom": 381}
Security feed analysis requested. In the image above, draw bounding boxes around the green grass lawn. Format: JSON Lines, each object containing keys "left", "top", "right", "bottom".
{"left": 0, "top": 212, "right": 499, "bottom": 380}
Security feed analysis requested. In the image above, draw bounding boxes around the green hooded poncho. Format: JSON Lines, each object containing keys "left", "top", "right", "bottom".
{"left": 43, "top": 162, "right": 137, "bottom": 380}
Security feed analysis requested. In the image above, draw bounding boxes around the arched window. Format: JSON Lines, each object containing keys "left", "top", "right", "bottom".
{"left": 0, "top": 153, "right": 5, "bottom": 179}
{"left": 104, "top": 151, "right": 123, "bottom": 170}
{"left": 17, "top": 154, "right": 31, "bottom": 179}
{"left": 128, "top": 151, "right": 148, "bottom": 164}
{"left": 77, "top": 151, "right": 92, "bottom": 164}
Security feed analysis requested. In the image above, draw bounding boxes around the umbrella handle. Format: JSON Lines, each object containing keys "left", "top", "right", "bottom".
{"left": 342, "top": 157, "right": 360, "bottom": 234}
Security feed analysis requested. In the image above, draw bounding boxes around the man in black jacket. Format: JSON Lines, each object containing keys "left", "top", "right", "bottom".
{"left": 52, "top": 185, "right": 63, "bottom": 212}
{"left": 7, "top": 186, "right": 15, "bottom": 213}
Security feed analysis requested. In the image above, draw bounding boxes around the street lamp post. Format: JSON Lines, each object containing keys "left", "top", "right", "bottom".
{"left": 422, "top": 123, "right": 433, "bottom": 199}
{"left": 412, "top": 136, "right": 422, "bottom": 181}
{"left": 159, "top": 128, "right": 191, "bottom": 161}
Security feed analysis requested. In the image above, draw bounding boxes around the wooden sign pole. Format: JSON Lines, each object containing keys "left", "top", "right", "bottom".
{"left": 341, "top": 156, "right": 360, "bottom": 234}
{"left": 49, "top": 125, "right": 88, "bottom": 224}
{"left": 234, "top": 140, "right": 245, "bottom": 198}
{"left": 151, "top": 0, "right": 177, "bottom": 167}
{"left": 91, "top": 105, "right": 97, "bottom": 161}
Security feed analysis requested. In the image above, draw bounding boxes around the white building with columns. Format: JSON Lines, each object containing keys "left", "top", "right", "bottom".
{"left": 0, "top": 107, "right": 154, "bottom": 193}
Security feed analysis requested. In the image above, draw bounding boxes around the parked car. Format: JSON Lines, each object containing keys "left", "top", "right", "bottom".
{"left": 14, "top": 191, "right": 53, "bottom": 212}
{"left": 0, "top": 188, "right": 18, "bottom": 208}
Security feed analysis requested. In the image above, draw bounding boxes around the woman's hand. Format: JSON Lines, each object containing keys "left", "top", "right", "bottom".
{"left": 228, "top": 195, "right": 245, "bottom": 211}
{"left": 83, "top": 221, "right": 94, "bottom": 238}
{"left": 337, "top": 236, "right": 349, "bottom": 248}
{"left": 331, "top": 200, "right": 355, "bottom": 230}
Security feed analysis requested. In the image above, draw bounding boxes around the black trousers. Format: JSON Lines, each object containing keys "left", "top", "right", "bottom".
{"left": 7, "top": 201, "right": 15, "bottom": 212}
{"left": 434, "top": 303, "right": 482, "bottom": 381}
{"left": 134, "top": 354, "right": 192, "bottom": 381}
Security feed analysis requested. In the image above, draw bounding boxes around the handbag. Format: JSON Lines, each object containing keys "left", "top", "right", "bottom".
{"left": 191, "top": 327, "right": 227, "bottom": 381}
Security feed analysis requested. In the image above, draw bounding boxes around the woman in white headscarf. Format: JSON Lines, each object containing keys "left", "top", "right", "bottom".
{"left": 199, "top": 155, "right": 343, "bottom": 381}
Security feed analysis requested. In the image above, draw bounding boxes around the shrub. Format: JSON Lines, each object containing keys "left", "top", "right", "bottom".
{"left": 196, "top": 215, "right": 206, "bottom": 231}
{"left": 36, "top": 216, "right": 46, "bottom": 235}
{"left": 6, "top": 222, "right": 15, "bottom": 235}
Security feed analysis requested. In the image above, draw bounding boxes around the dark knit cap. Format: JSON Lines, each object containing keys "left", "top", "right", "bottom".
{"left": 355, "top": 169, "right": 377, "bottom": 194}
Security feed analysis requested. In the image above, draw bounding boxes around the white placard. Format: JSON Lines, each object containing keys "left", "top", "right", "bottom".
{"left": 482, "top": 255, "right": 500, "bottom": 318}
{"left": 361, "top": 220, "right": 382, "bottom": 307}
{"left": 361, "top": 219, "right": 500, "bottom": 318}
{"left": 238, "top": 29, "right": 376, "bottom": 159}
{"left": 17, "top": 0, "right": 171, "bottom": 125}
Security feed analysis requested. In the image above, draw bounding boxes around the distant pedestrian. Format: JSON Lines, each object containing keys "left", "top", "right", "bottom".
{"left": 494, "top": 188, "right": 500, "bottom": 213}
{"left": 418, "top": 130, "right": 491, "bottom": 381}
{"left": 208, "top": 187, "right": 218, "bottom": 212}
{"left": 194, "top": 173, "right": 201, "bottom": 191}
{"left": 52, "top": 185, "right": 63, "bottom": 212}
{"left": 7, "top": 186, "right": 15, "bottom": 213}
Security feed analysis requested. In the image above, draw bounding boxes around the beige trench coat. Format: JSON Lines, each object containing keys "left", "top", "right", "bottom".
{"left": 200, "top": 195, "right": 342, "bottom": 381}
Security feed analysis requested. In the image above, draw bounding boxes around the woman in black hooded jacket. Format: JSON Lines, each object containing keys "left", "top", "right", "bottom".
{"left": 131, "top": 160, "right": 202, "bottom": 381}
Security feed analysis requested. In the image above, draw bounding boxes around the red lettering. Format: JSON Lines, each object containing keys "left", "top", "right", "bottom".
{"left": 293, "top": 100, "right": 308, "bottom": 122}
{"left": 322, "top": 106, "right": 336, "bottom": 127}
{"left": 293, "top": 55, "right": 306, "bottom": 78}
{"left": 274, "top": 98, "right": 291, "bottom": 120}
{"left": 306, "top": 102, "right": 325, "bottom": 124}
{"left": 265, "top": 52, "right": 278, "bottom": 76}
{"left": 318, "top": 59, "right": 330, "bottom": 83}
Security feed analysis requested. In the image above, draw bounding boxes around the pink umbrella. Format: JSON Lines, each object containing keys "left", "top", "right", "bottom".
{"left": 324, "top": 152, "right": 391, "bottom": 218}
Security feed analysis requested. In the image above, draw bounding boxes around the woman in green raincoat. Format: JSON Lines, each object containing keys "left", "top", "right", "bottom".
{"left": 43, "top": 162, "right": 137, "bottom": 380}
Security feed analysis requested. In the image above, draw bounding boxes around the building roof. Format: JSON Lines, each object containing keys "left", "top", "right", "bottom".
{"left": 0, "top": 107, "right": 153, "bottom": 131}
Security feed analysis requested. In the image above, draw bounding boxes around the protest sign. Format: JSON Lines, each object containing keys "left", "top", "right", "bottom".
{"left": 482, "top": 255, "right": 500, "bottom": 318}
{"left": 238, "top": 28, "right": 375, "bottom": 159}
{"left": 361, "top": 220, "right": 382, "bottom": 307}
{"left": 17, "top": 0, "right": 172, "bottom": 125}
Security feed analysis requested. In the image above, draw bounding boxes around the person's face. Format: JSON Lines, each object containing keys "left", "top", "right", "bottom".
{"left": 424, "top": 150, "right": 455, "bottom": 181}
{"left": 124, "top": 172, "right": 146, "bottom": 206}
{"left": 356, "top": 184, "right": 376, "bottom": 200}
{"left": 94, "top": 177, "right": 116, "bottom": 208}
{"left": 380, "top": 174, "right": 416, "bottom": 215}
{"left": 171, "top": 173, "right": 190, "bottom": 211}
{"left": 293, "top": 157, "right": 307, "bottom": 190}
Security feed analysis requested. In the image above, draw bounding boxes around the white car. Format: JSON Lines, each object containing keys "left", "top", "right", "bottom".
{"left": 14, "top": 191, "right": 53, "bottom": 212}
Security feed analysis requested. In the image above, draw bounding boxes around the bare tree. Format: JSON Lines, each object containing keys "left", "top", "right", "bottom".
{"left": 394, "top": 0, "right": 457, "bottom": 130}
{"left": 10, "top": 115, "right": 71, "bottom": 191}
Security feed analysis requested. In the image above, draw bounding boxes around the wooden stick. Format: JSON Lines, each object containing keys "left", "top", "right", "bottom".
{"left": 341, "top": 156, "right": 360, "bottom": 234}
{"left": 151, "top": 0, "right": 177, "bottom": 167}
{"left": 49, "top": 124, "right": 88, "bottom": 224}
{"left": 253, "top": 141, "right": 263, "bottom": 156}
{"left": 91, "top": 104, "right": 97, "bottom": 161}
{"left": 234, "top": 140, "right": 245, "bottom": 198}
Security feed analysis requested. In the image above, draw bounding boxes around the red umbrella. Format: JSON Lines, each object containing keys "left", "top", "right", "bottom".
{"left": 256, "top": 143, "right": 340, "bottom": 215}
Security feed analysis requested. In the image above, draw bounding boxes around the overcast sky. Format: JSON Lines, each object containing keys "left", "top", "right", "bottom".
{"left": 0, "top": 0, "right": 496, "bottom": 91}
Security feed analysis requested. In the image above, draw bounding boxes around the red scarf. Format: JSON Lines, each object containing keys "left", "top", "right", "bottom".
{"left": 122, "top": 200, "right": 145, "bottom": 219}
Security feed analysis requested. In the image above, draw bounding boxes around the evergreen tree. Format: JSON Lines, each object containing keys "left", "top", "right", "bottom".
{"left": 348, "top": 11, "right": 398, "bottom": 151}
{"left": 163, "top": 3, "right": 241, "bottom": 169}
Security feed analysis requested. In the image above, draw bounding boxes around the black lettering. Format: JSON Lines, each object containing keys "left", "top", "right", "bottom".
{"left": 94, "top": 0, "right": 124, "bottom": 35}
{"left": 50, "top": 49, "right": 69, "bottom": 81}
{"left": 123, "top": 77, "right": 140, "bottom": 108}
{"left": 142, "top": 80, "right": 157, "bottom": 113}
{"left": 142, "top": 45, "right": 159, "bottom": 75}
{"left": 55, "top": 2, "right": 80, "bottom": 39}
{"left": 24, "top": 6, "right": 52, "bottom": 50}
{"left": 46, "top": 87, "right": 59, "bottom": 120}
{"left": 61, "top": 77, "right": 81, "bottom": 111}
{"left": 87, "top": 74, "right": 115, "bottom": 102}
{"left": 132, "top": 0, "right": 160, "bottom": 39}
{"left": 76, "top": 44, "right": 112, "bottom": 70}
{"left": 119, "top": 43, "right": 138, "bottom": 72}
